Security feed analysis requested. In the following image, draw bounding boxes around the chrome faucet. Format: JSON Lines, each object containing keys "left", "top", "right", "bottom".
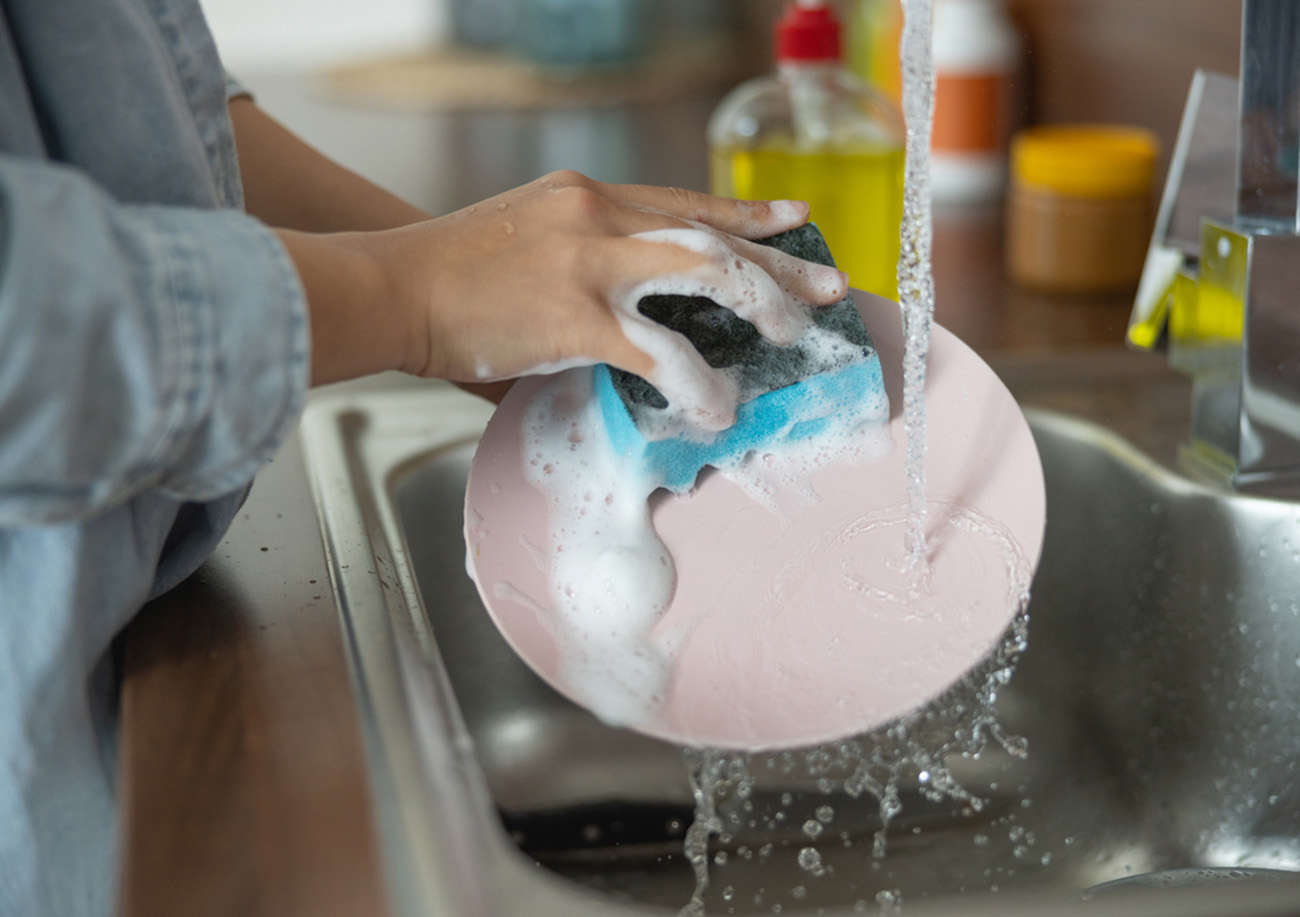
{"left": 1130, "top": 0, "right": 1300, "bottom": 496}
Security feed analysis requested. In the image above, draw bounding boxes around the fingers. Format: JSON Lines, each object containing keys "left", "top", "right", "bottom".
{"left": 536, "top": 170, "right": 811, "bottom": 241}
{"left": 625, "top": 186, "right": 811, "bottom": 241}
{"left": 622, "top": 229, "right": 848, "bottom": 347}
{"left": 593, "top": 226, "right": 849, "bottom": 433}
{"left": 625, "top": 229, "right": 805, "bottom": 346}
{"left": 531, "top": 173, "right": 848, "bottom": 318}
{"left": 609, "top": 314, "right": 742, "bottom": 434}
{"left": 731, "top": 235, "right": 851, "bottom": 306}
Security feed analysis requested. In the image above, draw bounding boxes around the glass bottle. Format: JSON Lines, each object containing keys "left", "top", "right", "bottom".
{"left": 708, "top": 0, "right": 905, "bottom": 300}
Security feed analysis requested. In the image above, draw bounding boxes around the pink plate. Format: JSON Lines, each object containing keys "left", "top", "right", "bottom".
{"left": 464, "top": 291, "right": 1045, "bottom": 751}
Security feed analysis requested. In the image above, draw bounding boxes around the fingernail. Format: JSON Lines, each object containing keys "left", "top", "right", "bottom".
{"left": 770, "top": 199, "right": 810, "bottom": 224}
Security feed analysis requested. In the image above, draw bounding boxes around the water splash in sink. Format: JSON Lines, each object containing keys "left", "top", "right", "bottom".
{"left": 677, "top": 607, "right": 1030, "bottom": 915}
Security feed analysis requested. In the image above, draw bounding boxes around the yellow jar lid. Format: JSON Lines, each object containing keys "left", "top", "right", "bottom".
{"left": 1012, "top": 125, "right": 1159, "bottom": 198}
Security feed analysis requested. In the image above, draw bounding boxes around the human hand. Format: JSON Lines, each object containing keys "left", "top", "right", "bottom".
{"left": 390, "top": 171, "right": 848, "bottom": 430}
{"left": 280, "top": 171, "right": 848, "bottom": 429}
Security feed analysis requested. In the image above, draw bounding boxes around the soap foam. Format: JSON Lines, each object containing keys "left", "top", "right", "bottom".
{"left": 518, "top": 361, "right": 891, "bottom": 729}
{"left": 609, "top": 226, "right": 847, "bottom": 437}
{"left": 723, "top": 401, "right": 891, "bottom": 522}
{"left": 510, "top": 226, "right": 886, "bottom": 729}
{"left": 520, "top": 369, "right": 677, "bottom": 726}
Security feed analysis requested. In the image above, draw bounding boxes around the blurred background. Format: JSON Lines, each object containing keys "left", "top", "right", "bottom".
{"left": 198, "top": 0, "right": 1243, "bottom": 345}
{"left": 201, "top": 0, "right": 1240, "bottom": 204}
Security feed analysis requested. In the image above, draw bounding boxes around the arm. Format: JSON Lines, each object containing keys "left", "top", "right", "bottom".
{"left": 227, "top": 96, "right": 428, "bottom": 233}
{"left": 225, "top": 101, "right": 849, "bottom": 419}
{"left": 227, "top": 96, "right": 509, "bottom": 399}
{"left": 0, "top": 154, "right": 306, "bottom": 524}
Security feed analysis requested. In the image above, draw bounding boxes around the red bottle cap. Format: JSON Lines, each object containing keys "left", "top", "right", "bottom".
{"left": 775, "top": 2, "right": 842, "bottom": 62}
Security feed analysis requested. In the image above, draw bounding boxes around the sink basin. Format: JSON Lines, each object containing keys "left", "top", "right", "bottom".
{"left": 300, "top": 375, "right": 1300, "bottom": 916}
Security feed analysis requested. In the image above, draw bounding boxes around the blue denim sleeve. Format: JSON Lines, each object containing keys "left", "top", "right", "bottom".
{"left": 0, "top": 153, "right": 310, "bottom": 524}
{"left": 226, "top": 71, "right": 251, "bottom": 101}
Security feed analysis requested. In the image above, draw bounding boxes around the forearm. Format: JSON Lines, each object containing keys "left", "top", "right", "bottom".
{"left": 0, "top": 155, "right": 307, "bottom": 522}
{"left": 230, "top": 100, "right": 515, "bottom": 399}
{"left": 273, "top": 228, "right": 420, "bottom": 386}
{"left": 225, "top": 111, "right": 838, "bottom": 418}
{"left": 228, "top": 96, "right": 429, "bottom": 232}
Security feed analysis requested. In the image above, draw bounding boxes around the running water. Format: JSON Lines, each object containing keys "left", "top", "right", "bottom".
{"left": 675, "top": 606, "right": 1032, "bottom": 916}
{"left": 897, "top": 0, "right": 937, "bottom": 580}
{"left": 674, "top": 3, "right": 1028, "bottom": 912}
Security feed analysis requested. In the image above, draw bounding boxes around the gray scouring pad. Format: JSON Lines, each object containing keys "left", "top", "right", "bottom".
{"left": 593, "top": 222, "right": 886, "bottom": 492}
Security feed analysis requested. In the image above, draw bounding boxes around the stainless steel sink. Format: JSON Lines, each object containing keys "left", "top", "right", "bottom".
{"left": 300, "top": 373, "right": 1300, "bottom": 916}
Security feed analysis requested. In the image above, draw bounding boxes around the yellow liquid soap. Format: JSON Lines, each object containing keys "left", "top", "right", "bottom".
{"left": 711, "top": 142, "right": 906, "bottom": 301}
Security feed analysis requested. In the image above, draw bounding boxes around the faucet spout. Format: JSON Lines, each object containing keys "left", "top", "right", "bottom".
{"left": 1129, "top": 0, "right": 1300, "bottom": 497}
{"left": 1237, "top": 0, "right": 1300, "bottom": 232}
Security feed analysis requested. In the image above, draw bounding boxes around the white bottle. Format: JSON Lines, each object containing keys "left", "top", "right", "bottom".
{"left": 930, "top": 0, "right": 1021, "bottom": 204}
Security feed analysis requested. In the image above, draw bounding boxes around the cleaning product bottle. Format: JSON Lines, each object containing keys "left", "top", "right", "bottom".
{"left": 708, "top": 0, "right": 905, "bottom": 300}
{"left": 930, "top": 0, "right": 1021, "bottom": 204}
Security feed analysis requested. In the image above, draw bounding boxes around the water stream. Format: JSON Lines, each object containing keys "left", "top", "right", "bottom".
{"left": 676, "top": 2, "right": 1029, "bottom": 913}
{"left": 897, "top": 0, "right": 938, "bottom": 579}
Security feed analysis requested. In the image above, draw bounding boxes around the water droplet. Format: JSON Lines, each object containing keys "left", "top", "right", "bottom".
{"left": 875, "top": 889, "right": 902, "bottom": 909}
{"left": 796, "top": 847, "right": 825, "bottom": 874}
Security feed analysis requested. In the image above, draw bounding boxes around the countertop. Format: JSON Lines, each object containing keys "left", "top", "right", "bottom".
{"left": 116, "top": 73, "right": 1192, "bottom": 916}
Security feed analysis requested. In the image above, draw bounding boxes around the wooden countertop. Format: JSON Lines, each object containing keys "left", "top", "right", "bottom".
{"left": 116, "top": 77, "right": 1190, "bottom": 916}
{"left": 117, "top": 431, "right": 388, "bottom": 916}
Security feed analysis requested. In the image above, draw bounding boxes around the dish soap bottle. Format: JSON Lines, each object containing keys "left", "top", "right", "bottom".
{"left": 708, "top": 0, "right": 905, "bottom": 300}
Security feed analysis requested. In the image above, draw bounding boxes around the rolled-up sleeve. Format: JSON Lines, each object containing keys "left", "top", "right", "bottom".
{"left": 225, "top": 71, "right": 252, "bottom": 103}
{"left": 0, "top": 152, "right": 310, "bottom": 524}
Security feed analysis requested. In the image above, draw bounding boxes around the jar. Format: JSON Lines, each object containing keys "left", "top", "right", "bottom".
{"left": 1006, "top": 125, "right": 1159, "bottom": 294}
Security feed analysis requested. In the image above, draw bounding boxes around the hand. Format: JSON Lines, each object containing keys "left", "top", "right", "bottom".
{"left": 278, "top": 171, "right": 848, "bottom": 429}
{"left": 387, "top": 171, "right": 848, "bottom": 429}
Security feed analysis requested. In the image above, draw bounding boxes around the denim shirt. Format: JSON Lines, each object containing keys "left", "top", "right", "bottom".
{"left": 0, "top": 0, "right": 310, "bottom": 913}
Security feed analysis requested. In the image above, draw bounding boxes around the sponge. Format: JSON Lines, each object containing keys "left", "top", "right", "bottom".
{"left": 595, "top": 224, "right": 886, "bottom": 492}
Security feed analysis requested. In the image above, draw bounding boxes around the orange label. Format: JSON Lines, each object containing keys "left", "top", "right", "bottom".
{"left": 932, "top": 73, "right": 1013, "bottom": 154}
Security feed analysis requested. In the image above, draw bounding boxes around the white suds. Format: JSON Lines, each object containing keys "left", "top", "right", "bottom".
{"left": 516, "top": 365, "right": 890, "bottom": 728}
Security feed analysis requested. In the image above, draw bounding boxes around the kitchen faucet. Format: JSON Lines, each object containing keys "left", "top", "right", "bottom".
{"left": 1129, "top": 0, "right": 1300, "bottom": 496}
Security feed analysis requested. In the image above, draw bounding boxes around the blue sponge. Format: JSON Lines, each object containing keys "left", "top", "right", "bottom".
{"left": 594, "top": 224, "right": 886, "bottom": 493}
